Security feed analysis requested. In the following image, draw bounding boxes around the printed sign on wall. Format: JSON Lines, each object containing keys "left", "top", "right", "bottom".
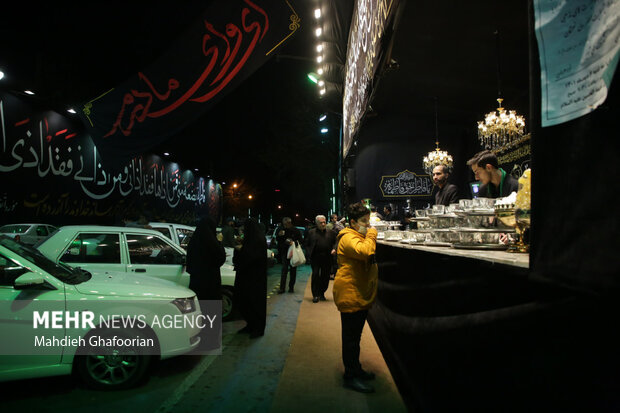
{"left": 534, "top": 0, "right": 620, "bottom": 126}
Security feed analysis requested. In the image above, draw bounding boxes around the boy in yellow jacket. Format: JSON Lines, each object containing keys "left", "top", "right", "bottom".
{"left": 333, "top": 202, "right": 378, "bottom": 393}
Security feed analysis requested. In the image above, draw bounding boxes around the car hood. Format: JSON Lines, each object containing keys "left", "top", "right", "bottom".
{"left": 74, "top": 271, "right": 195, "bottom": 299}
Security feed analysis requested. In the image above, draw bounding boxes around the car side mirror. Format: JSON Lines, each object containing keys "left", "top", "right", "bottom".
{"left": 68, "top": 247, "right": 81, "bottom": 256}
{"left": 14, "top": 272, "right": 55, "bottom": 290}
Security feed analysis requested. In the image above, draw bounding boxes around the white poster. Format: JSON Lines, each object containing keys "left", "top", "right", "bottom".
{"left": 534, "top": 0, "right": 620, "bottom": 127}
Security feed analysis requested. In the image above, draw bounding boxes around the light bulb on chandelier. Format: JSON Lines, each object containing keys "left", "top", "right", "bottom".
{"left": 423, "top": 141, "right": 453, "bottom": 175}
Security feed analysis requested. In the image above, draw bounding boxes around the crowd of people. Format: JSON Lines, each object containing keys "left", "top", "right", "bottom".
{"left": 180, "top": 202, "right": 380, "bottom": 394}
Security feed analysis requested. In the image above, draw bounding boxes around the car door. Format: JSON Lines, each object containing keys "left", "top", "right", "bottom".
{"left": 58, "top": 232, "right": 126, "bottom": 277}
{"left": 0, "top": 250, "right": 65, "bottom": 376}
{"left": 124, "top": 233, "right": 189, "bottom": 287}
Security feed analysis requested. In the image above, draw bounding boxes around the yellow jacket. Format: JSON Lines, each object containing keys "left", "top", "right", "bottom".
{"left": 333, "top": 227, "right": 378, "bottom": 313}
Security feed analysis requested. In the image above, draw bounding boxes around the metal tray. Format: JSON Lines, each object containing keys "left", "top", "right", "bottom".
{"left": 423, "top": 241, "right": 452, "bottom": 247}
{"left": 463, "top": 209, "right": 496, "bottom": 216}
{"left": 451, "top": 243, "right": 508, "bottom": 250}
{"left": 455, "top": 228, "right": 515, "bottom": 232}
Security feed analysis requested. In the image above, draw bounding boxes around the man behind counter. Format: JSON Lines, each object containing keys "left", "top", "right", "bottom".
{"left": 467, "top": 150, "right": 518, "bottom": 198}
{"left": 432, "top": 164, "right": 459, "bottom": 206}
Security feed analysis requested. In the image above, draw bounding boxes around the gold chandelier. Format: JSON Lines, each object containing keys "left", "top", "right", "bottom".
{"left": 423, "top": 140, "right": 453, "bottom": 175}
{"left": 477, "top": 98, "right": 525, "bottom": 150}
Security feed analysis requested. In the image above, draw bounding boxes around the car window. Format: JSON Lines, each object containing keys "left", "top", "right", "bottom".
{"left": 36, "top": 226, "right": 49, "bottom": 236}
{"left": 0, "top": 225, "right": 30, "bottom": 234}
{"left": 0, "top": 236, "right": 77, "bottom": 283}
{"left": 60, "top": 233, "right": 122, "bottom": 264}
{"left": 151, "top": 226, "right": 172, "bottom": 240}
{"left": 126, "top": 234, "right": 182, "bottom": 265}
{"left": 176, "top": 228, "right": 193, "bottom": 249}
{"left": 0, "top": 253, "right": 28, "bottom": 286}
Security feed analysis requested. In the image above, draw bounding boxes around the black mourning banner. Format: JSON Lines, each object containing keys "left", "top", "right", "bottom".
{"left": 79, "top": 0, "right": 299, "bottom": 171}
{"left": 379, "top": 170, "right": 433, "bottom": 198}
{"left": 342, "top": 0, "right": 401, "bottom": 158}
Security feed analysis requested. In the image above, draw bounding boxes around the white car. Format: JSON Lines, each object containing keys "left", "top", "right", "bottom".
{"left": 148, "top": 222, "right": 195, "bottom": 250}
{"left": 0, "top": 235, "right": 202, "bottom": 389}
{"left": 37, "top": 226, "right": 193, "bottom": 287}
{"left": 0, "top": 223, "right": 59, "bottom": 246}
{"left": 37, "top": 225, "right": 236, "bottom": 319}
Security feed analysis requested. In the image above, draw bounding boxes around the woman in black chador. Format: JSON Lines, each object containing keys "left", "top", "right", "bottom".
{"left": 233, "top": 218, "right": 268, "bottom": 338}
{"left": 186, "top": 216, "right": 226, "bottom": 301}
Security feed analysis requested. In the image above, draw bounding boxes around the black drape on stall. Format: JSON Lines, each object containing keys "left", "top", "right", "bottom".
{"left": 529, "top": 6, "right": 620, "bottom": 295}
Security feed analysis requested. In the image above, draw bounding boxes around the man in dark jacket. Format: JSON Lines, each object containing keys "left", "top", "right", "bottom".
{"left": 383, "top": 205, "right": 397, "bottom": 221}
{"left": 305, "top": 215, "right": 337, "bottom": 303}
{"left": 467, "top": 150, "right": 518, "bottom": 198}
{"left": 275, "top": 217, "right": 302, "bottom": 293}
{"left": 432, "top": 164, "right": 459, "bottom": 206}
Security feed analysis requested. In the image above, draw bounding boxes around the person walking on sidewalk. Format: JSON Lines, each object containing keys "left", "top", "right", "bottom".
{"left": 276, "top": 217, "right": 302, "bottom": 293}
{"left": 333, "top": 202, "right": 378, "bottom": 393}
{"left": 305, "top": 215, "right": 337, "bottom": 303}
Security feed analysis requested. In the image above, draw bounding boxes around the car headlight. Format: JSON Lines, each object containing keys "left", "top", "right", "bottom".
{"left": 172, "top": 297, "right": 196, "bottom": 314}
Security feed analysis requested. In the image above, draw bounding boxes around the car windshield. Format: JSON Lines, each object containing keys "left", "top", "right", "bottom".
{"left": 0, "top": 224, "right": 31, "bottom": 234}
{"left": 0, "top": 235, "right": 91, "bottom": 285}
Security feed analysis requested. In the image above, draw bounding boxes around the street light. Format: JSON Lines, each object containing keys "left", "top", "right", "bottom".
{"left": 307, "top": 73, "right": 319, "bottom": 84}
{"left": 248, "top": 194, "right": 253, "bottom": 199}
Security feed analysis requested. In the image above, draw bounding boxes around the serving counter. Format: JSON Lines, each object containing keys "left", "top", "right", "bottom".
{"left": 367, "top": 237, "right": 593, "bottom": 412}
{"left": 377, "top": 240, "right": 529, "bottom": 268}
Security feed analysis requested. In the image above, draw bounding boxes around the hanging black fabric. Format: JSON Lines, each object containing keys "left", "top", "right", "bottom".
{"left": 77, "top": 0, "right": 298, "bottom": 172}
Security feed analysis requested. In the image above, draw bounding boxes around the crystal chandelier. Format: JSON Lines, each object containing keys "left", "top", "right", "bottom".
{"left": 477, "top": 98, "right": 525, "bottom": 150}
{"left": 423, "top": 98, "right": 454, "bottom": 175}
{"left": 423, "top": 140, "right": 453, "bottom": 175}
